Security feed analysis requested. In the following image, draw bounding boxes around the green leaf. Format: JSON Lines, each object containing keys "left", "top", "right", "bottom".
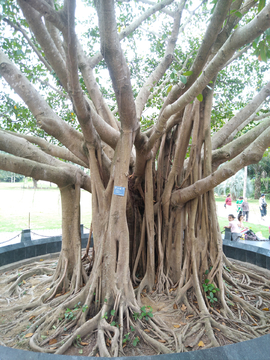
{"left": 260, "top": 47, "right": 267, "bottom": 62}
{"left": 180, "top": 75, "right": 187, "bottom": 84}
{"left": 197, "top": 94, "right": 203, "bottom": 102}
{"left": 111, "top": 309, "right": 116, "bottom": 316}
{"left": 167, "top": 85, "right": 173, "bottom": 94}
{"left": 258, "top": 0, "right": 266, "bottom": 13}
{"left": 234, "top": 11, "right": 243, "bottom": 18}
{"left": 182, "top": 71, "right": 193, "bottom": 76}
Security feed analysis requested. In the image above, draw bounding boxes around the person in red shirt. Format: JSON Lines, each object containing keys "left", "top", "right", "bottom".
{"left": 225, "top": 193, "right": 232, "bottom": 213}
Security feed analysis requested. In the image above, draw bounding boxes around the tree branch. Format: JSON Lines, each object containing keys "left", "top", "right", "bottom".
{"left": 89, "top": 0, "right": 176, "bottom": 68}
{"left": 212, "top": 81, "right": 270, "bottom": 150}
{"left": 2, "top": 17, "right": 54, "bottom": 73}
{"left": 185, "top": 0, "right": 233, "bottom": 89}
{"left": 77, "top": 43, "right": 120, "bottom": 131}
{"left": 94, "top": 0, "right": 138, "bottom": 131}
{"left": 135, "top": 0, "right": 186, "bottom": 120}
{"left": 171, "top": 124, "right": 270, "bottom": 206}
{"left": 64, "top": 0, "right": 96, "bottom": 145}
{"left": 0, "top": 130, "right": 91, "bottom": 191}
{"left": 4, "top": 130, "right": 88, "bottom": 168}
{"left": 18, "top": 0, "right": 68, "bottom": 90}
{"left": 0, "top": 50, "right": 88, "bottom": 165}
{"left": 0, "top": 152, "right": 90, "bottom": 189}
{"left": 147, "top": 3, "right": 270, "bottom": 149}
{"left": 212, "top": 115, "right": 270, "bottom": 168}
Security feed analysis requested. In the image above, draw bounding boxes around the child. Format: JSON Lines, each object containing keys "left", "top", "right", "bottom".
{"left": 236, "top": 196, "right": 243, "bottom": 214}
{"left": 237, "top": 213, "right": 245, "bottom": 229}
{"left": 224, "top": 214, "right": 241, "bottom": 241}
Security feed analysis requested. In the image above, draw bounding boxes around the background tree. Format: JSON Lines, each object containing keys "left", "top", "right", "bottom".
{"left": 1, "top": 0, "right": 270, "bottom": 356}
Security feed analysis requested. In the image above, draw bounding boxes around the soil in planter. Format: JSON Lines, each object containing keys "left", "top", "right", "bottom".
{"left": 0, "top": 256, "right": 270, "bottom": 357}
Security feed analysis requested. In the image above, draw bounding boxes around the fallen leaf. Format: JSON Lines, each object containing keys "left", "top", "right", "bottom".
{"left": 186, "top": 315, "right": 194, "bottom": 318}
{"left": 49, "top": 339, "right": 57, "bottom": 345}
{"left": 214, "top": 327, "right": 221, "bottom": 332}
{"left": 22, "top": 280, "right": 26, "bottom": 284}
{"left": 179, "top": 322, "right": 187, "bottom": 326}
{"left": 252, "top": 323, "right": 258, "bottom": 326}
{"left": 46, "top": 288, "right": 51, "bottom": 291}
{"left": 181, "top": 304, "right": 187, "bottom": 312}
{"left": 198, "top": 340, "right": 205, "bottom": 347}
{"left": 142, "top": 289, "right": 146, "bottom": 293}
{"left": 144, "top": 329, "right": 150, "bottom": 332}
{"left": 55, "top": 294, "right": 62, "bottom": 298}
{"left": 62, "top": 334, "right": 69, "bottom": 336}
{"left": 50, "top": 347, "right": 57, "bottom": 350}
{"left": 193, "top": 301, "right": 198, "bottom": 304}
{"left": 96, "top": 354, "right": 99, "bottom": 357}
{"left": 25, "top": 333, "right": 33, "bottom": 338}
{"left": 216, "top": 309, "right": 220, "bottom": 313}
{"left": 29, "top": 316, "right": 35, "bottom": 321}
{"left": 263, "top": 289, "right": 269, "bottom": 292}
{"left": 173, "top": 325, "right": 180, "bottom": 328}
{"left": 123, "top": 344, "right": 126, "bottom": 348}
{"left": 262, "top": 308, "right": 269, "bottom": 311}
{"left": 173, "top": 304, "right": 178, "bottom": 310}
{"left": 40, "top": 259, "right": 43, "bottom": 261}
{"left": 81, "top": 342, "right": 89, "bottom": 346}
{"left": 158, "top": 339, "right": 166, "bottom": 343}
{"left": 222, "top": 322, "right": 226, "bottom": 326}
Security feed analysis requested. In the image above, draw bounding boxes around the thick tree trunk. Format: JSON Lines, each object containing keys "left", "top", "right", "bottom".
{"left": 46, "top": 184, "right": 86, "bottom": 300}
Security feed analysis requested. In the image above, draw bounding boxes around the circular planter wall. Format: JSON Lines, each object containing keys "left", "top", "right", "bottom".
{"left": 0, "top": 231, "right": 270, "bottom": 360}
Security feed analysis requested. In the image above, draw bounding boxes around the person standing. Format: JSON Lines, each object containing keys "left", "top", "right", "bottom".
{"left": 259, "top": 194, "right": 267, "bottom": 220}
{"left": 225, "top": 194, "right": 232, "bottom": 213}
{"left": 241, "top": 198, "right": 249, "bottom": 222}
{"left": 236, "top": 196, "right": 243, "bottom": 214}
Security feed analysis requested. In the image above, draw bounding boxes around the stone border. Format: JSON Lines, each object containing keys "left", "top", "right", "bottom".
{"left": 223, "top": 239, "right": 270, "bottom": 269}
{"left": 0, "top": 234, "right": 270, "bottom": 359}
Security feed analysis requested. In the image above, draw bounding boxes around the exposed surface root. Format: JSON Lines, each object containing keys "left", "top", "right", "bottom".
{"left": 1, "top": 257, "right": 270, "bottom": 356}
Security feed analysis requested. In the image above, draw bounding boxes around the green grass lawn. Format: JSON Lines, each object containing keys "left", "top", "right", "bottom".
{"left": 0, "top": 183, "right": 268, "bottom": 238}
{"left": 0, "top": 182, "right": 92, "bottom": 232}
